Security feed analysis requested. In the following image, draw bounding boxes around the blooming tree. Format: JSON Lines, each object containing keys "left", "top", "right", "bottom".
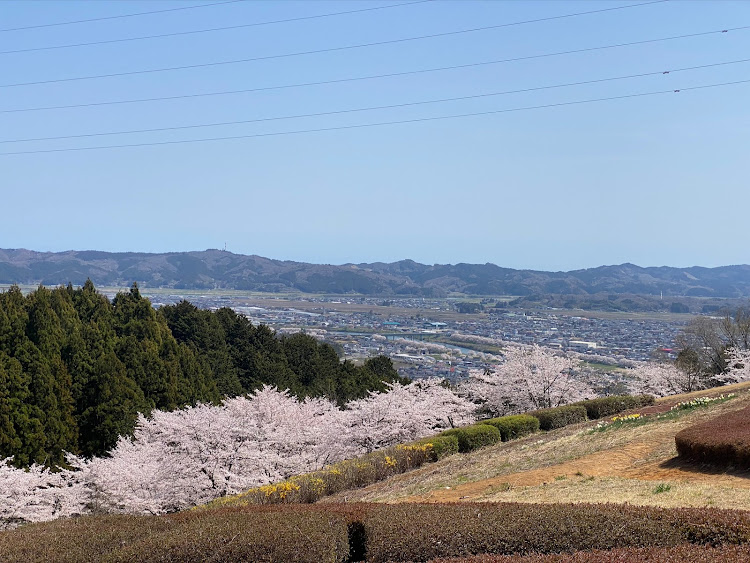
{"left": 1, "top": 381, "right": 478, "bottom": 524}
{"left": 462, "top": 344, "right": 593, "bottom": 416}
{"left": 0, "top": 455, "right": 89, "bottom": 530}
{"left": 719, "top": 348, "right": 750, "bottom": 385}
{"left": 626, "top": 362, "right": 704, "bottom": 397}
{"left": 344, "top": 380, "right": 476, "bottom": 452}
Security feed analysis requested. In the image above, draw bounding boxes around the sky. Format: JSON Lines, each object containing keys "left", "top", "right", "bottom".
{"left": 1, "top": 0, "right": 749, "bottom": 272}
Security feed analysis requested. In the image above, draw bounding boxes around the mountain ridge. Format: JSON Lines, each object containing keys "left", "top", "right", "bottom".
{"left": 1, "top": 248, "right": 749, "bottom": 298}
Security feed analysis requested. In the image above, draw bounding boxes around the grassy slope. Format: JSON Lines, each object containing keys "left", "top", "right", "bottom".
{"left": 321, "top": 382, "right": 750, "bottom": 510}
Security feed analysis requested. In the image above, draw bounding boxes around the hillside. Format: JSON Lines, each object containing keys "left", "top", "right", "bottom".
{"left": 322, "top": 382, "right": 750, "bottom": 510}
{"left": 2, "top": 248, "right": 750, "bottom": 298}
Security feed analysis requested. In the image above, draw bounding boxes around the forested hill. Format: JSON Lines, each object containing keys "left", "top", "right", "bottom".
{"left": 0, "top": 283, "right": 403, "bottom": 467}
{"left": 2, "top": 248, "right": 750, "bottom": 297}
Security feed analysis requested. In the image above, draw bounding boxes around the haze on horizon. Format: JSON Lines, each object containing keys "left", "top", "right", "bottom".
{"left": 2, "top": 0, "right": 749, "bottom": 271}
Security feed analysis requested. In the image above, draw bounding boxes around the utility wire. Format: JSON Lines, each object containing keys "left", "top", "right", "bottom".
{"left": 1, "top": 78, "right": 747, "bottom": 156}
{"left": 0, "top": 1, "right": 245, "bottom": 33}
{"left": 0, "top": 0, "right": 668, "bottom": 89}
{"left": 0, "top": 26, "right": 742, "bottom": 115}
{"left": 3, "top": 57, "right": 749, "bottom": 145}
{"left": 0, "top": 1, "right": 432, "bottom": 55}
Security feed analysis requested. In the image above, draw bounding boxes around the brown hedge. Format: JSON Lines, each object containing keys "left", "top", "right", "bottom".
{"left": 3, "top": 502, "right": 750, "bottom": 562}
{"left": 360, "top": 503, "right": 750, "bottom": 562}
{"left": 428, "top": 543, "right": 750, "bottom": 562}
{"left": 0, "top": 507, "right": 351, "bottom": 563}
{"left": 675, "top": 404, "right": 750, "bottom": 468}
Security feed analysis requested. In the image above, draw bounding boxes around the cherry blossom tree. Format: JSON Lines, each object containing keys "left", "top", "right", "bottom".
{"left": 625, "top": 362, "right": 704, "bottom": 397}
{"left": 344, "top": 380, "right": 476, "bottom": 452}
{"left": 0, "top": 455, "right": 89, "bottom": 530}
{"left": 462, "top": 344, "right": 593, "bottom": 416}
{"left": 719, "top": 348, "right": 750, "bottom": 385}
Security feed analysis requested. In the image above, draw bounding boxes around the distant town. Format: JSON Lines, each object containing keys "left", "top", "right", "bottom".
{"left": 124, "top": 291, "right": 685, "bottom": 381}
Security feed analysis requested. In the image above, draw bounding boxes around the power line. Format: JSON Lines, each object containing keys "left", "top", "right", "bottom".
{"left": 1, "top": 23, "right": 744, "bottom": 112}
{"left": 0, "top": 1, "right": 667, "bottom": 89}
{"left": 4, "top": 58, "right": 749, "bottom": 145}
{"left": 0, "top": 1, "right": 245, "bottom": 33}
{"left": 0, "top": 1, "right": 432, "bottom": 55}
{"left": 1, "top": 78, "right": 747, "bottom": 156}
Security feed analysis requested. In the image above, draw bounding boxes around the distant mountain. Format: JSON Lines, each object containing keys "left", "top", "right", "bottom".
{"left": 1, "top": 248, "right": 750, "bottom": 298}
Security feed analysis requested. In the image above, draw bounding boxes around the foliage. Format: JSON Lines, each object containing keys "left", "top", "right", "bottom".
{"left": 675, "top": 404, "right": 750, "bottom": 468}
{"left": 4, "top": 502, "right": 750, "bottom": 562}
{"left": 529, "top": 405, "right": 588, "bottom": 431}
{"left": 441, "top": 424, "right": 501, "bottom": 453}
{"left": 427, "top": 544, "right": 750, "bottom": 562}
{"left": 0, "top": 283, "right": 407, "bottom": 466}
{"left": 481, "top": 415, "right": 540, "bottom": 441}
{"left": 358, "top": 502, "right": 750, "bottom": 562}
{"left": 0, "top": 508, "right": 350, "bottom": 563}
{"left": 414, "top": 435, "right": 460, "bottom": 461}
{"left": 212, "top": 443, "right": 434, "bottom": 507}
{"left": 1, "top": 382, "right": 475, "bottom": 526}
{"left": 462, "top": 345, "right": 593, "bottom": 416}
{"left": 571, "top": 395, "right": 654, "bottom": 420}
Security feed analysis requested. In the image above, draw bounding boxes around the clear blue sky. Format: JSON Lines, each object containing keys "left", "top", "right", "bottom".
{"left": 2, "top": 0, "right": 749, "bottom": 271}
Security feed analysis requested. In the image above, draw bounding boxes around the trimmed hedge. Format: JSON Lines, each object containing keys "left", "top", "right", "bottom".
{"left": 428, "top": 543, "right": 750, "bottom": 562}
{"left": 4, "top": 503, "right": 750, "bottom": 562}
{"left": 482, "top": 415, "right": 540, "bottom": 442}
{"left": 441, "top": 424, "right": 501, "bottom": 453}
{"left": 529, "top": 405, "right": 588, "bottom": 431}
{"left": 0, "top": 508, "right": 351, "bottom": 563}
{"left": 360, "top": 502, "right": 750, "bottom": 562}
{"left": 571, "top": 395, "right": 655, "bottom": 420}
{"left": 675, "top": 404, "right": 750, "bottom": 468}
{"left": 415, "top": 434, "right": 460, "bottom": 461}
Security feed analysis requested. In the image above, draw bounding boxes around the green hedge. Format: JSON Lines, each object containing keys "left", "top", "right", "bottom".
{"left": 482, "top": 415, "right": 540, "bottom": 442}
{"left": 414, "top": 434, "right": 460, "bottom": 461}
{"left": 441, "top": 424, "right": 501, "bottom": 453}
{"left": 529, "top": 405, "right": 588, "bottom": 431}
{"left": 571, "top": 395, "right": 655, "bottom": 420}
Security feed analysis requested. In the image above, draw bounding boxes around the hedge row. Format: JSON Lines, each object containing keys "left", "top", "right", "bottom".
{"left": 571, "top": 394, "right": 655, "bottom": 420}
{"left": 0, "top": 508, "right": 350, "bottom": 563}
{"left": 482, "top": 415, "right": 540, "bottom": 441}
{"left": 675, "top": 404, "right": 750, "bottom": 468}
{"left": 358, "top": 503, "right": 750, "bottom": 562}
{"left": 441, "top": 424, "right": 501, "bottom": 453}
{"left": 210, "top": 443, "right": 434, "bottom": 507}
{"left": 415, "top": 434, "right": 460, "bottom": 460}
{"left": 4, "top": 502, "right": 750, "bottom": 562}
{"left": 529, "top": 405, "right": 588, "bottom": 430}
{"left": 428, "top": 543, "right": 750, "bottom": 562}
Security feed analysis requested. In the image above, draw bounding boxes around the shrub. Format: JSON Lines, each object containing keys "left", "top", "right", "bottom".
{"left": 529, "top": 405, "right": 588, "bottom": 431}
{"left": 108, "top": 509, "right": 350, "bottom": 563}
{"left": 441, "top": 424, "right": 501, "bottom": 453}
{"left": 207, "top": 443, "right": 434, "bottom": 508}
{"left": 414, "top": 434, "right": 460, "bottom": 461}
{"left": 427, "top": 543, "right": 750, "bottom": 562}
{"left": 360, "top": 502, "right": 750, "bottom": 562}
{"left": 482, "top": 415, "right": 540, "bottom": 441}
{"left": 675, "top": 404, "right": 750, "bottom": 468}
{"left": 572, "top": 395, "right": 655, "bottom": 420}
